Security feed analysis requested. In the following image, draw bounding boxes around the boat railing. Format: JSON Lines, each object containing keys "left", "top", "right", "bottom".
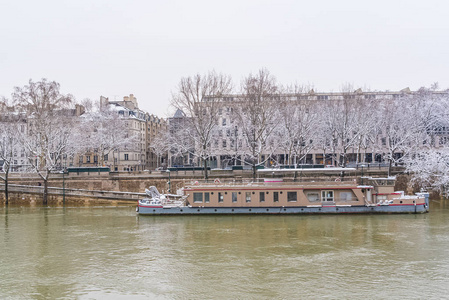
{"left": 185, "top": 178, "right": 358, "bottom": 187}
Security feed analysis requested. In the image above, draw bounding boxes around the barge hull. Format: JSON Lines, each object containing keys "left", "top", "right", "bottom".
{"left": 138, "top": 203, "right": 429, "bottom": 215}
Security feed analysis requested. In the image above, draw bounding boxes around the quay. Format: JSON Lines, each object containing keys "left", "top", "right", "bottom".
{"left": 0, "top": 165, "right": 421, "bottom": 204}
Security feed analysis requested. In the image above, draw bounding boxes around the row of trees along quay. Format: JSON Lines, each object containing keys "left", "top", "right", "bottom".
{"left": 1, "top": 71, "right": 449, "bottom": 204}
{"left": 0, "top": 79, "right": 137, "bottom": 205}
{"left": 160, "top": 69, "right": 449, "bottom": 194}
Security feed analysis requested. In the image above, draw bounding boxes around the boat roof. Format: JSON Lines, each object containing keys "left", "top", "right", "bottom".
{"left": 258, "top": 167, "right": 356, "bottom": 173}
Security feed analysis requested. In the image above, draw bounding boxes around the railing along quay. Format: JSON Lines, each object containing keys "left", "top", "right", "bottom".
{"left": 0, "top": 183, "right": 145, "bottom": 201}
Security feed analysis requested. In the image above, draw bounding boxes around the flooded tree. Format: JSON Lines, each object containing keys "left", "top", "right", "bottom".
{"left": 0, "top": 98, "right": 23, "bottom": 204}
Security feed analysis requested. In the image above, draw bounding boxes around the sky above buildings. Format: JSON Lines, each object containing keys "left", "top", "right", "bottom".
{"left": 1, "top": 0, "right": 448, "bottom": 117}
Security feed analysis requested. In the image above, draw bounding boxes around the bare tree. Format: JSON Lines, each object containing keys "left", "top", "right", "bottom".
{"left": 149, "top": 128, "right": 170, "bottom": 169}
{"left": 277, "top": 88, "right": 318, "bottom": 166}
{"left": 13, "top": 79, "right": 74, "bottom": 205}
{"left": 78, "top": 107, "right": 137, "bottom": 169}
{"left": 171, "top": 71, "right": 233, "bottom": 179}
{"left": 232, "top": 69, "right": 280, "bottom": 179}
{"left": 0, "top": 114, "right": 23, "bottom": 204}
{"left": 376, "top": 93, "right": 432, "bottom": 176}
{"left": 80, "top": 98, "right": 94, "bottom": 112}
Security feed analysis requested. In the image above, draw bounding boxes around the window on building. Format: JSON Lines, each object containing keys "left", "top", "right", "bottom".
{"left": 222, "top": 140, "right": 227, "bottom": 148}
{"left": 124, "top": 154, "right": 129, "bottom": 161}
{"left": 94, "top": 156, "right": 98, "bottom": 163}
{"left": 86, "top": 156, "right": 91, "bottom": 163}
{"left": 193, "top": 193, "right": 203, "bottom": 203}
{"left": 381, "top": 138, "right": 386, "bottom": 146}
{"left": 246, "top": 192, "right": 251, "bottom": 203}
{"left": 259, "top": 191, "right": 265, "bottom": 202}
{"left": 232, "top": 192, "right": 237, "bottom": 203}
{"left": 273, "top": 192, "right": 279, "bottom": 202}
{"left": 218, "top": 192, "right": 224, "bottom": 203}
{"left": 79, "top": 156, "right": 83, "bottom": 163}
{"left": 222, "top": 118, "right": 226, "bottom": 126}
{"left": 104, "top": 154, "right": 108, "bottom": 161}
{"left": 287, "top": 192, "right": 297, "bottom": 202}
{"left": 205, "top": 192, "right": 210, "bottom": 203}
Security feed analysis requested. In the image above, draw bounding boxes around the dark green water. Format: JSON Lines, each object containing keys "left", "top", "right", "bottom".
{"left": 1, "top": 200, "right": 449, "bottom": 299}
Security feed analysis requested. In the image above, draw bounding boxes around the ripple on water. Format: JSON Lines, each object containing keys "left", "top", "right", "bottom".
{"left": 1, "top": 205, "right": 449, "bottom": 299}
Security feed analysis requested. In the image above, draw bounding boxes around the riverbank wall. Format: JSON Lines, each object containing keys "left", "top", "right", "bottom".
{"left": 0, "top": 167, "right": 429, "bottom": 204}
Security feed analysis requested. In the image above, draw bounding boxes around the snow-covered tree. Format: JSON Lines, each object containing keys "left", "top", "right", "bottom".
{"left": 171, "top": 71, "right": 233, "bottom": 179}
{"left": 0, "top": 114, "right": 22, "bottom": 204}
{"left": 78, "top": 107, "right": 135, "bottom": 169}
{"left": 276, "top": 92, "right": 318, "bottom": 165}
{"left": 13, "top": 79, "right": 74, "bottom": 205}
{"left": 405, "top": 148, "right": 449, "bottom": 195}
{"left": 233, "top": 69, "right": 280, "bottom": 179}
{"left": 376, "top": 90, "right": 437, "bottom": 175}
{"left": 149, "top": 128, "right": 170, "bottom": 169}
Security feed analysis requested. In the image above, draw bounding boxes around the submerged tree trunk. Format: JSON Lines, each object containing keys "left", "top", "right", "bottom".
{"left": 3, "top": 178, "right": 8, "bottom": 205}
{"left": 43, "top": 179, "right": 48, "bottom": 205}
{"left": 1, "top": 165, "right": 10, "bottom": 205}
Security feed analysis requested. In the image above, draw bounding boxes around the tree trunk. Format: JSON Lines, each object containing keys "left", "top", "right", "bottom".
{"left": 203, "top": 157, "right": 208, "bottom": 180}
{"left": 43, "top": 179, "right": 48, "bottom": 205}
{"left": 4, "top": 178, "right": 8, "bottom": 205}
{"left": 388, "top": 158, "right": 392, "bottom": 177}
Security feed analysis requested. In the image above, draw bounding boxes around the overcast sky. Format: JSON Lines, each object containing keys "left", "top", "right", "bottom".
{"left": 1, "top": 0, "right": 448, "bottom": 117}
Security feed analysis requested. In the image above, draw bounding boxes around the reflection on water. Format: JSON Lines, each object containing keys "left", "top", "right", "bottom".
{"left": 1, "top": 201, "right": 449, "bottom": 299}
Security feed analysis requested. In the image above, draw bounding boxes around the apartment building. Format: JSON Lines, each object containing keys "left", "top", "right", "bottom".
{"left": 167, "top": 88, "right": 449, "bottom": 169}
{"left": 78, "top": 94, "right": 166, "bottom": 171}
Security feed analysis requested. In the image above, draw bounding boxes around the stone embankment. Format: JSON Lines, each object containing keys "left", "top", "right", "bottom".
{"left": 1, "top": 167, "right": 419, "bottom": 204}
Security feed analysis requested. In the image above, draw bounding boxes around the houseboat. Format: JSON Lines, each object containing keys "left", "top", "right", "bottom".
{"left": 137, "top": 169, "right": 429, "bottom": 215}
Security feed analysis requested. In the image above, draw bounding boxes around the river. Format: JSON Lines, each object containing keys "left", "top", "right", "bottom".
{"left": 1, "top": 200, "right": 449, "bottom": 299}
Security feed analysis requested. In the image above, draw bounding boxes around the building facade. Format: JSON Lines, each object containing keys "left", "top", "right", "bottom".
{"left": 167, "top": 88, "right": 449, "bottom": 169}
{"left": 76, "top": 94, "right": 167, "bottom": 171}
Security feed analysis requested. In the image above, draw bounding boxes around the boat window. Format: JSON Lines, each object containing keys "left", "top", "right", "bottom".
{"left": 193, "top": 193, "right": 203, "bottom": 203}
{"left": 232, "top": 192, "right": 238, "bottom": 203}
{"left": 339, "top": 192, "right": 353, "bottom": 201}
{"left": 259, "top": 191, "right": 265, "bottom": 202}
{"left": 246, "top": 192, "right": 251, "bottom": 203}
{"left": 218, "top": 192, "right": 223, "bottom": 203}
{"left": 321, "top": 190, "right": 334, "bottom": 202}
{"left": 287, "top": 192, "right": 297, "bottom": 202}
{"left": 273, "top": 192, "right": 279, "bottom": 202}
{"left": 205, "top": 192, "right": 210, "bottom": 203}
{"left": 307, "top": 192, "right": 320, "bottom": 202}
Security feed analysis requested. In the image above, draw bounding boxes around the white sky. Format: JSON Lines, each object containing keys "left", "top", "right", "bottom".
{"left": 1, "top": 0, "right": 448, "bottom": 118}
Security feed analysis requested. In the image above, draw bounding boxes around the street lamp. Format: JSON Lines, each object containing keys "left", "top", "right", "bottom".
{"left": 166, "top": 170, "right": 171, "bottom": 193}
